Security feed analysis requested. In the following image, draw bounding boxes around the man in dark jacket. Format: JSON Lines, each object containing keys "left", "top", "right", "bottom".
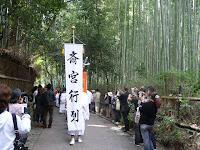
{"left": 42, "top": 83, "right": 56, "bottom": 128}
{"left": 118, "top": 87, "right": 130, "bottom": 132}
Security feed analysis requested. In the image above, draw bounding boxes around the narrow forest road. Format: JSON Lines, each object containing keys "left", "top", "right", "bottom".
{"left": 33, "top": 107, "right": 141, "bottom": 150}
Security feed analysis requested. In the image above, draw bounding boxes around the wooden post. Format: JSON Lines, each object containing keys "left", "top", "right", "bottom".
{"left": 177, "top": 86, "right": 182, "bottom": 119}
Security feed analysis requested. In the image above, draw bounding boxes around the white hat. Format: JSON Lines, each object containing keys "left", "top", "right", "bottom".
{"left": 108, "top": 92, "right": 113, "bottom": 97}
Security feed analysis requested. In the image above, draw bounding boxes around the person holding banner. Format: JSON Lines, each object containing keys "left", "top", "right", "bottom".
{"left": 69, "top": 92, "right": 89, "bottom": 145}
{"left": 64, "top": 43, "right": 87, "bottom": 145}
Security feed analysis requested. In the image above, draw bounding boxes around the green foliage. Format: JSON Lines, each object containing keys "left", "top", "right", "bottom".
{"left": 0, "top": 0, "right": 67, "bottom": 49}
{"left": 26, "top": 0, "right": 117, "bottom": 87}
{"left": 168, "top": 109, "right": 178, "bottom": 115}
{"left": 154, "top": 116, "right": 185, "bottom": 149}
{"left": 72, "top": 0, "right": 117, "bottom": 88}
{"left": 135, "top": 62, "right": 147, "bottom": 78}
{"left": 150, "top": 69, "right": 197, "bottom": 96}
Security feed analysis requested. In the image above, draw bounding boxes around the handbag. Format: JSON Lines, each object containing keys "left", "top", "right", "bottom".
{"left": 134, "top": 100, "right": 141, "bottom": 124}
{"left": 12, "top": 113, "right": 25, "bottom": 150}
{"left": 134, "top": 107, "right": 140, "bottom": 124}
{"left": 115, "top": 99, "right": 120, "bottom": 111}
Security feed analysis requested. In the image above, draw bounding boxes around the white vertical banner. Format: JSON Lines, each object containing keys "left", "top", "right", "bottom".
{"left": 64, "top": 43, "right": 83, "bottom": 131}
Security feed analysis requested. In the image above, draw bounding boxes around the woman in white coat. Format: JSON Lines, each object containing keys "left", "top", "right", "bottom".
{"left": 0, "top": 84, "right": 31, "bottom": 150}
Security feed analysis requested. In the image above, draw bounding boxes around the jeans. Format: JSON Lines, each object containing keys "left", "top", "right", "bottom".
{"left": 151, "top": 132, "right": 156, "bottom": 149}
{"left": 43, "top": 105, "right": 54, "bottom": 127}
{"left": 140, "top": 124, "right": 154, "bottom": 150}
{"left": 121, "top": 111, "right": 129, "bottom": 131}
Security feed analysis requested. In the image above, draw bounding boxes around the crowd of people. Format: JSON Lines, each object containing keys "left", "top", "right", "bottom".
{"left": 82, "top": 86, "right": 162, "bottom": 150}
{"left": 0, "top": 81, "right": 161, "bottom": 150}
{"left": 0, "top": 83, "right": 58, "bottom": 150}
{"left": 101, "top": 86, "right": 162, "bottom": 150}
{"left": 32, "top": 84, "right": 91, "bottom": 146}
{"left": 129, "top": 86, "right": 162, "bottom": 150}
{"left": 31, "top": 84, "right": 56, "bottom": 128}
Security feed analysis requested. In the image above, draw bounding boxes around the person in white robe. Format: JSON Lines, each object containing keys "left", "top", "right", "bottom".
{"left": 59, "top": 88, "right": 67, "bottom": 114}
{"left": 86, "top": 90, "right": 93, "bottom": 116}
{"left": 69, "top": 92, "right": 89, "bottom": 145}
{"left": 87, "top": 90, "right": 93, "bottom": 104}
{"left": 56, "top": 91, "right": 60, "bottom": 107}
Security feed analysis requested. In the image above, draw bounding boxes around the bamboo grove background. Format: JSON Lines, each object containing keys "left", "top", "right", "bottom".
{"left": 112, "top": 0, "right": 200, "bottom": 91}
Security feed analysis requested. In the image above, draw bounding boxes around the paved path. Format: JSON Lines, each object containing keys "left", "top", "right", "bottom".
{"left": 33, "top": 107, "right": 141, "bottom": 150}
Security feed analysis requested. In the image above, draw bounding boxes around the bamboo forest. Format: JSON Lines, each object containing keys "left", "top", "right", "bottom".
{"left": 0, "top": 0, "right": 200, "bottom": 149}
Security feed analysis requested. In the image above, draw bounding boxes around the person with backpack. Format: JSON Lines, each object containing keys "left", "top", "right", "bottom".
{"left": 118, "top": 87, "right": 130, "bottom": 132}
{"left": 112, "top": 91, "right": 121, "bottom": 124}
{"left": 104, "top": 91, "right": 112, "bottom": 118}
{"left": 41, "top": 83, "right": 56, "bottom": 128}
{"left": 0, "top": 84, "right": 31, "bottom": 150}
{"left": 128, "top": 87, "right": 144, "bottom": 147}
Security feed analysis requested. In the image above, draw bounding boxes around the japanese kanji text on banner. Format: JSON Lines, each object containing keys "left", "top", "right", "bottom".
{"left": 64, "top": 44, "right": 83, "bottom": 132}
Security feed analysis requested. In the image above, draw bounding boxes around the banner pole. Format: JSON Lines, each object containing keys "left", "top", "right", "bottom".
{"left": 72, "top": 26, "right": 75, "bottom": 44}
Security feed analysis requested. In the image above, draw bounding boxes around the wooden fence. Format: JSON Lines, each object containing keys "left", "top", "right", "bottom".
{"left": 160, "top": 96, "right": 200, "bottom": 131}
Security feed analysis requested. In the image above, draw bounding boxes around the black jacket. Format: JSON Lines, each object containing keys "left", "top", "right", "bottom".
{"left": 139, "top": 101, "right": 157, "bottom": 125}
{"left": 118, "top": 92, "right": 129, "bottom": 112}
{"left": 41, "top": 89, "right": 56, "bottom": 106}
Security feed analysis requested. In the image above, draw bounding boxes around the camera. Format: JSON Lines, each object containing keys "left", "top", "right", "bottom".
{"left": 22, "top": 96, "right": 28, "bottom": 108}
{"left": 23, "top": 96, "right": 27, "bottom": 103}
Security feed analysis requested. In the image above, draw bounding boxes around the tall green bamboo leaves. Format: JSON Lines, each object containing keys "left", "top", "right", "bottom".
{"left": 122, "top": 0, "right": 127, "bottom": 86}
{"left": 115, "top": 0, "right": 200, "bottom": 88}
{"left": 1, "top": 0, "right": 200, "bottom": 89}
{"left": 0, "top": 0, "right": 66, "bottom": 53}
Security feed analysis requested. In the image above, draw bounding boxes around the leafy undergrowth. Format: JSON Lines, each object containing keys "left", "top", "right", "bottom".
{"left": 154, "top": 116, "right": 200, "bottom": 150}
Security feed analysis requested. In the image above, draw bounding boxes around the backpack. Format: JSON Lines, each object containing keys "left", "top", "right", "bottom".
{"left": 104, "top": 96, "right": 111, "bottom": 105}
{"left": 111, "top": 98, "right": 117, "bottom": 110}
